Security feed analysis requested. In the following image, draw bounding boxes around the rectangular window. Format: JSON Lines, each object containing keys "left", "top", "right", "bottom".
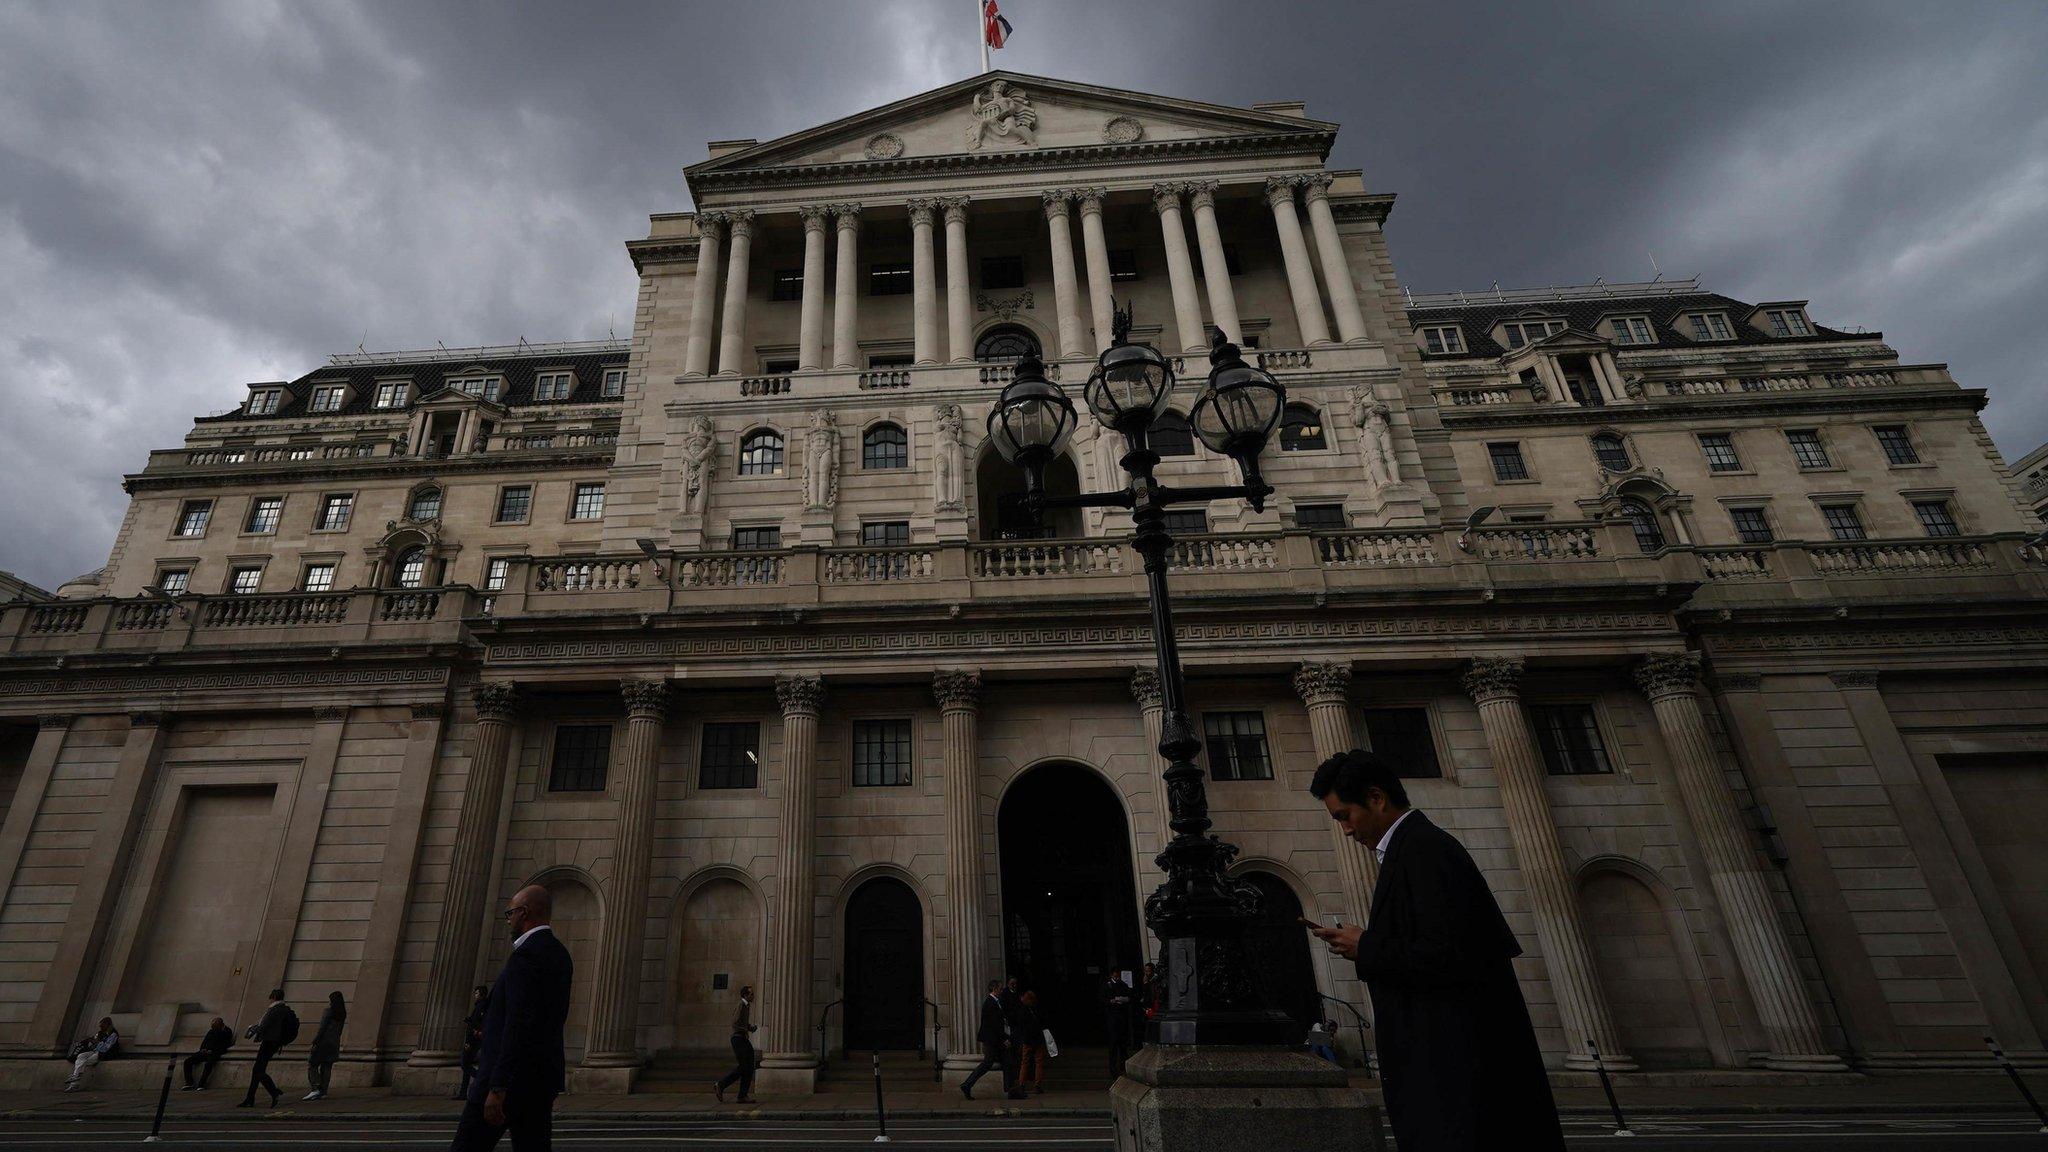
{"left": 601, "top": 368, "right": 627, "bottom": 398}
{"left": 979, "top": 255, "right": 1025, "bottom": 290}
{"left": 1361, "top": 707, "right": 1442, "bottom": 778}
{"left": 1530, "top": 704, "right": 1614, "bottom": 775}
{"left": 451, "top": 376, "right": 503, "bottom": 401}
{"left": 1487, "top": 442, "right": 1530, "bottom": 482}
{"left": 315, "top": 493, "right": 354, "bottom": 531}
{"left": 1698, "top": 432, "right": 1744, "bottom": 472}
{"left": 1420, "top": 326, "right": 1466, "bottom": 354}
{"left": 244, "top": 497, "right": 283, "bottom": 534}
{"left": 247, "top": 390, "right": 281, "bottom": 415}
{"left": 533, "top": 372, "right": 573, "bottom": 401}
{"left": 1507, "top": 514, "right": 1547, "bottom": 524}
{"left": 373, "top": 382, "right": 408, "bottom": 408}
{"left": 1874, "top": 425, "right": 1919, "bottom": 465}
{"left": 1821, "top": 504, "right": 1866, "bottom": 541}
{"left": 484, "top": 557, "right": 510, "bottom": 591}
{"left": 733, "top": 525, "right": 782, "bottom": 550}
{"left": 867, "top": 353, "right": 914, "bottom": 369}
{"left": 1764, "top": 308, "right": 1811, "bottom": 338}
{"left": 548, "top": 724, "right": 612, "bottom": 792}
{"left": 860, "top": 521, "right": 910, "bottom": 547}
{"left": 851, "top": 719, "right": 914, "bottom": 787}
{"left": 770, "top": 268, "right": 803, "bottom": 301}
{"left": 1108, "top": 249, "right": 1138, "bottom": 281}
{"left": 1501, "top": 320, "right": 1562, "bottom": 349}
{"left": 1913, "top": 499, "right": 1960, "bottom": 537}
{"left": 1787, "top": 429, "right": 1831, "bottom": 469}
{"left": 1295, "top": 503, "right": 1346, "bottom": 530}
{"left": 1163, "top": 510, "right": 1209, "bottom": 535}
{"left": 308, "top": 385, "right": 346, "bottom": 413}
{"left": 699, "top": 722, "right": 760, "bottom": 789}
{"left": 1608, "top": 316, "right": 1654, "bottom": 345}
{"left": 570, "top": 482, "right": 605, "bottom": 520}
{"left": 301, "top": 563, "right": 336, "bottom": 592}
{"left": 175, "top": 499, "right": 213, "bottom": 537}
{"left": 1686, "top": 313, "right": 1734, "bottom": 341}
{"left": 228, "top": 566, "right": 263, "bottom": 595}
{"left": 1202, "top": 711, "right": 1273, "bottom": 781}
{"left": 1730, "top": 508, "right": 1774, "bottom": 544}
{"left": 868, "top": 261, "right": 911, "bottom": 296}
{"left": 495, "top": 485, "right": 532, "bottom": 524}
{"left": 155, "top": 569, "right": 191, "bottom": 595}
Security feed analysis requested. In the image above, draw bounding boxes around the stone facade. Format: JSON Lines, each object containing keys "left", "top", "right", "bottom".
{"left": 2, "top": 72, "right": 2047, "bottom": 1092}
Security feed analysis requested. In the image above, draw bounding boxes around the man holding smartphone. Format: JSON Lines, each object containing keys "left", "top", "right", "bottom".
{"left": 1306, "top": 749, "right": 1563, "bottom": 1151}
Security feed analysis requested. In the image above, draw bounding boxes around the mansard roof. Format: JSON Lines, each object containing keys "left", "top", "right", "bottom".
{"left": 1407, "top": 284, "right": 1878, "bottom": 360}
{"left": 198, "top": 342, "right": 629, "bottom": 423}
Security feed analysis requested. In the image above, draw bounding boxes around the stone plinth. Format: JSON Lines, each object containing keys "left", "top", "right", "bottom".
{"left": 1111, "top": 1045, "right": 1377, "bottom": 1152}
{"left": 751, "top": 1060, "right": 819, "bottom": 1095}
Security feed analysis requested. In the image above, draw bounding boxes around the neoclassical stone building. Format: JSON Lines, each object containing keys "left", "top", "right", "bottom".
{"left": 3, "top": 72, "right": 2046, "bottom": 1092}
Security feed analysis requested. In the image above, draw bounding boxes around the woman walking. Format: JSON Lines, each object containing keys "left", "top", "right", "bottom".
{"left": 1014, "top": 990, "right": 1048, "bottom": 1095}
{"left": 715, "top": 985, "right": 758, "bottom": 1104}
{"left": 303, "top": 991, "right": 346, "bottom": 1101}
{"left": 455, "top": 985, "right": 489, "bottom": 1100}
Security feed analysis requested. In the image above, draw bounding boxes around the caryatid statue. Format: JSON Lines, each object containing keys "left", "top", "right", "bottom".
{"left": 933, "top": 403, "right": 966, "bottom": 512}
{"left": 803, "top": 408, "right": 841, "bottom": 510}
{"left": 1349, "top": 385, "right": 1400, "bottom": 490}
{"left": 681, "top": 415, "right": 717, "bottom": 514}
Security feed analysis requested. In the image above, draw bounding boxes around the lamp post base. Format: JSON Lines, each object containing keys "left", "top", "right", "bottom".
{"left": 1110, "top": 1044, "right": 1379, "bottom": 1152}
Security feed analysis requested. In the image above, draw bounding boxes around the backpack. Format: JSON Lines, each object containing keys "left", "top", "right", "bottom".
{"left": 278, "top": 1006, "right": 300, "bottom": 1046}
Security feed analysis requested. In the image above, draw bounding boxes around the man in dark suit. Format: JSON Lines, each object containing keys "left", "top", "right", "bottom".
{"left": 451, "top": 883, "right": 573, "bottom": 1152}
{"left": 181, "top": 1017, "right": 234, "bottom": 1090}
{"left": 1308, "top": 749, "right": 1563, "bottom": 1151}
{"left": 959, "top": 979, "right": 1025, "bottom": 1101}
{"left": 238, "top": 990, "right": 295, "bottom": 1108}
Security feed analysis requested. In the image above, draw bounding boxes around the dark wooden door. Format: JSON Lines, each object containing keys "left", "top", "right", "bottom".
{"left": 844, "top": 878, "right": 922, "bottom": 1050}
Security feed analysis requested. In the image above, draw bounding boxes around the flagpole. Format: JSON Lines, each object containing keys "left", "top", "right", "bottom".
{"left": 978, "top": 0, "right": 989, "bottom": 73}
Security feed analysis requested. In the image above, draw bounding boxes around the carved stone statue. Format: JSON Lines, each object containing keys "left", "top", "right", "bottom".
{"left": 803, "top": 409, "right": 840, "bottom": 510}
{"left": 933, "top": 403, "right": 966, "bottom": 512}
{"left": 1092, "top": 423, "right": 1125, "bottom": 490}
{"left": 681, "top": 415, "right": 716, "bottom": 514}
{"left": 1350, "top": 386, "right": 1400, "bottom": 490}
{"left": 968, "top": 80, "right": 1037, "bottom": 150}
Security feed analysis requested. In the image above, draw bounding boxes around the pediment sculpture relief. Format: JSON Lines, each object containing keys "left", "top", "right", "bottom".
{"left": 968, "top": 80, "right": 1037, "bottom": 150}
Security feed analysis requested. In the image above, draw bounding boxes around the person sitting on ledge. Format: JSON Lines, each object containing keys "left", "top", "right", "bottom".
{"left": 182, "top": 1017, "right": 235, "bottom": 1090}
{"left": 63, "top": 1017, "right": 120, "bottom": 1092}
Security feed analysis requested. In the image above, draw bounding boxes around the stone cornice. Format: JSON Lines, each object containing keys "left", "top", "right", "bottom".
{"left": 1435, "top": 387, "right": 1984, "bottom": 430}
{"left": 626, "top": 238, "right": 702, "bottom": 273}
{"left": 125, "top": 446, "right": 619, "bottom": 494}
{"left": 1328, "top": 194, "right": 1394, "bottom": 226}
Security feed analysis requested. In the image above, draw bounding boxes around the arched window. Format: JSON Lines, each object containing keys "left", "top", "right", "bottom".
{"left": 862, "top": 423, "right": 908, "bottom": 470}
{"left": 407, "top": 487, "right": 443, "bottom": 521}
{"left": 739, "top": 429, "right": 784, "bottom": 476}
{"left": 394, "top": 546, "right": 428, "bottom": 588}
{"left": 1591, "top": 433, "right": 1630, "bottom": 472}
{"left": 973, "top": 324, "right": 1041, "bottom": 363}
{"left": 1149, "top": 411, "right": 1195, "bottom": 457}
{"left": 1279, "top": 403, "right": 1326, "bottom": 451}
{"left": 1620, "top": 499, "right": 1665, "bottom": 553}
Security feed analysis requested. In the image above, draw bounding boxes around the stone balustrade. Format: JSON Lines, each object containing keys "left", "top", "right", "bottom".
{"left": 0, "top": 587, "right": 479, "bottom": 655}
{"left": 1808, "top": 539, "right": 1994, "bottom": 574}
{"left": 1695, "top": 547, "right": 1774, "bottom": 581}
{"left": 201, "top": 591, "right": 353, "bottom": 628}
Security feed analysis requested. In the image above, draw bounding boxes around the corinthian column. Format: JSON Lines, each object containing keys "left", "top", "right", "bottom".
{"left": 1635, "top": 654, "right": 1845, "bottom": 1071}
{"left": 1187, "top": 181, "right": 1242, "bottom": 346}
{"left": 934, "top": 670, "right": 986, "bottom": 1068}
{"left": 1266, "top": 177, "right": 1332, "bottom": 346}
{"left": 1042, "top": 190, "right": 1084, "bottom": 359}
{"left": 412, "top": 682, "right": 520, "bottom": 1064}
{"left": 1075, "top": 189, "right": 1114, "bottom": 353}
{"left": 1300, "top": 173, "right": 1366, "bottom": 343}
{"left": 797, "top": 207, "right": 830, "bottom": 370}
{"left": 1293, "top": 663, "right": 1375, "bottom": 926}
{"left": 831, "top": 205, "right": 861, "bottom": 369}
{"left": 1461, "top": 657, "right": 1632, "bottom": 1071}
{"left": 759, "top": 674, "right": 824, "bottom": 1085}
{"left": 1151, "top": 183, "right": 1207, "bottom": 352}
{"left": 941, "top": 198, "right": 972, "bottom": 362}
{"left": 683, "top": 213, "right": 725, "bottom": 377}
{"left": 910, "top": 199, "right": 940, "bottom": 365}
{"left": 584, "top": 679, "right": 671, "bottom": 1070}
{"left": 715, "top": 210, "right": 756, "bottom": 375}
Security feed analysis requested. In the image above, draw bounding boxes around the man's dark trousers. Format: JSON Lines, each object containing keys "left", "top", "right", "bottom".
{"left": 450, "top": 1091, "right": 556, "bottom": 1152}
{"left": 716, "top": 1034, "right": 754, "bottom": 1098}
{"left": 960, "top": 1041, "right": 1011, "bottom": 1095}
{"left": 242, "top": 1044, "right": 280, "bottom": 1104}
{"left": 183, "top": 1051, "right": 221, "bottom": 1088}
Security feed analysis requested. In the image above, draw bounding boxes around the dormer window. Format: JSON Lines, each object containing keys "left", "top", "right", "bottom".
{"left": 1685, "top": 313, "right": 1734, "bottom": 342}
{"left": 247, "top": 390, "right": 282, "bottom": 415}
{"left": 601, "top": 368, "right": 626, "bottom": 398}
{"left": 373, "top": 382, "right": 409, "bottom": 409}
{"left": 1607, "top": 316, "right": 1654, "bottom": 345}
{"left": 1501, "top": 319, "right": 1563, "bottom": 349}
{"left": 451, "top": 375, "right": 503, "bottom": 401}
{"left": 1762, "top": 308, "right": 1811, "bottom": 338}
{"left": 308, "top": 385, "right": 347, "bottom": 413}
{"left": 534, "top": 372, "right": 574, "bottom": 401}
{"left": 1419, "top": 326, "right": 1466, "bottom": 354}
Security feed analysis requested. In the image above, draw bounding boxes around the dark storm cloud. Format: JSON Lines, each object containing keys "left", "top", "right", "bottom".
{"left": 2, "top": 0, "right": 2043, "bottom": 590}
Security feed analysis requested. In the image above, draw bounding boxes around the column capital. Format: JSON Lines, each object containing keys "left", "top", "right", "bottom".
{"left": 1263, "top": 175, "right": 1304, "bottom": 207}
{"left": 1073, "top": 187, "right": 1106, "bottom": 216}
{"left": 1040, "top": 189, "right": 1072, "bottom": 220}
{"left": 907, "top": 198, "right": 938, "bottom": 227}
{"left": 621, "top": 677, "right": 673, "bottom": 720}
{"left": 473, "top": 681, "right": 520, "bottom": 722}
{"left": 725, "top": 209, "right": 756, "bottom": 240}
{"left": 1129, "top": 666, "right": 1163, "bottom": 709}
{"left": 36, "top": 714, "right": 72, "bottom": 730}
{"left": 1292, "top": 661, "right": 1353, "bottom": 707}
{"left": 932, "top": 669, "right": 982, "bottom": 712}
{"left": 1299, "top": 171, "right": 1335, "bottom": 203}
{"left": 1460, "top": 656, "right": 1525, "bottom": 703}
{"left": 1150, "top": 182, "right": 1185, "bottom": 213}
{"left": 799, "top": 205, "right": 832, "bottom": 233}
{"left": 938, "top": 196, "right": 971, "bottom": 225}
{"left": 833, "top": 203, "right": 863, "bottom": 230}
{"left": 1829, "top": 669, "right": 1881, "bottom": 691}
{"left": 775, "top": 673, "right": 825, "bottom": 717}
{"left": 1633, "top": 652, "right": 1703, "bottom": 701}
{"left": 1185, "top": 180, "right": 1221, "bottom": 211}
{"left": 696, "top": 210, "right": 729, "bottom": 237}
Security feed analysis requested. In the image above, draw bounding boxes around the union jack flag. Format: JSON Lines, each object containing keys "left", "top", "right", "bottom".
{"left": 983, "top": 0, "right": 1013, "bottom": 50}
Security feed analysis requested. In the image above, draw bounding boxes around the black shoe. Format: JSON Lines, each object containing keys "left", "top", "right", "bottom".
{"left": 268, "top": 1089, "right": 281, "bottom": 1108}
{"left": 236, "top": 1099, "right": 253, "bottom": 1108}
{"left": 715, "top": 1082, "right": 726, "bottom": 1103}
{"left": 1008, "top": 1089, "right": 1028, "bottom": 1099}
{"left": 960, "top": 1084, "right": 973, "bottom": 1100}
{"left": 180, "top": 1084, "right": 195, "bottom": 1091}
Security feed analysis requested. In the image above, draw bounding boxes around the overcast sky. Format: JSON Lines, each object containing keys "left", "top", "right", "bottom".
{"left": 2, "top": 1, "right": 2045, "bottom": 591}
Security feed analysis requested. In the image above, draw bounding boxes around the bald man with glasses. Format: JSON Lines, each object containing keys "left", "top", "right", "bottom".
{"left": 450, "top": 884, "right": 573, "bottom": 1152}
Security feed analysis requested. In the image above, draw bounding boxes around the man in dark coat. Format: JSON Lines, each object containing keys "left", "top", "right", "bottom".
{"left": 181, "top": 1017, "right": 234, "bottom": 1090}
{"left": 1308, "top": 749, "right": 1563, "bottom": 1152}
{"left": 959, "top": 980, "right": 1025, "bottom": 1100}
{"left": 1098, "top": 969, "right": 1134, "bottom": 1077}
{"left": 451, "top": 883, "right": 573, "bottom": 1152}
{"left": 238, "top": 990, "right": 295, "bottom": 1108}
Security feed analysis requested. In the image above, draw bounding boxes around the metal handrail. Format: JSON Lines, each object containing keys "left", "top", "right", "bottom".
{"left": 1317, "top": 994, "right": 1375, "bottom": 1076}
{"left": 920, "top": 998, "right": 943, "bottom": 1082}
{"left": 816, "top": 998, "right": 843, "bottom": 1066}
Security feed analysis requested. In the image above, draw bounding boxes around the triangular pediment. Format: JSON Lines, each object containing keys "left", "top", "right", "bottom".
{"left": 688, "top": 71, "right": 1334, "bottom": 179}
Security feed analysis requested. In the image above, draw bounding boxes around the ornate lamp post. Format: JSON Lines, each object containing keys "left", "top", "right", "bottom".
{"left": 987, "top": 309, "right": 1294, "bottom": 1047}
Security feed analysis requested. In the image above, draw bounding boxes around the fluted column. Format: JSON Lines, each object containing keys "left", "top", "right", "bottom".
{"left": 1187, "top": 181, "right": 1242, "bottom": 345}
{"left": 831, "top": 205, "right": 861, "bottom": 369}
{"left": 941, "top": 198, "right": 972, "bottom": 362}
{"left": 1461, "top": 657, "right": 1631, "bottom": 1071}
{"left": 1293, "top": 663, "right": 1375, "bottom": 926}
{"left": 714, "top": 210, "right": 756, "bottom": 375}
{"left": 584, "top": 679, "right": 671, "bottom": 1068}
{"left": 1300, "top": 173, "right": 1366, "bottom": 343}
{"left": 1075, "top": 188, "right": 1115, "bottom": 353}
{"left": 1042, "top": 191, "right": 1084, "bottom": 359}
{"left": 1151, "top": 183, "right": 1207, "bottom": 352}
{"left": 934, "top": 670, "right": 985, "bottom": 1066}
{"left": 760, "top": 674, "right": 824, "bottom": 1071}
{"left": 683, "top": 213, "right": 725, "bottom": 376}
{"left": 910, "top": 199, "right": 940, "bottom": 365}
{"left": 1636, "top": 654, "right": 1845, "bottom": 1070}
{"left": 1266, "top": 176, "right": 1332, "bottom": 346}
{"left": 412, "top": 683, "right": 520, "bottom": 1063}
{"left": 797, "top": 207, "right": 830, "bottom": 370}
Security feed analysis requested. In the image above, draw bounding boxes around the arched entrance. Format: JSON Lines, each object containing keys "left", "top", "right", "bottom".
{"left": 975, "top": 448, "right": 1081, "bottom": 540}
{"left": 672, "top": 876, "right": 761, "bottom": 1053}
{"left": 998, "top": 762, "right": 1142, "bottom": 1044}
{"left": 1240, "top": 870, "right": 1321, "bottom": 1030}
{"left": 843, "top": 877, "right": 924, "bottom": 1051}
{"left": 1578, "top": 867, "right": 1718, "bottom": 1067}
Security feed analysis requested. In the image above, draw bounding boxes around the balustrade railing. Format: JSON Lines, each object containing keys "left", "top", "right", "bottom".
{"left": 1809, "top": 540, "right": 1992, "bottom": 574}
{"left": 1466, "top": 525, "right": 1599, "bottom": 560}
{"left": 1169, "top": 533, "right": 1279, "bottom": 572}
{"left": 1445, "top": 388, "right": 1514, "bottom": 406}
{"left": 1696, "top": 548, "right": 1773, "bottom": 581}
{"left": 200, "top": 592, "right": 351, "bottom": 628}
{"left": 971, "top": 539, "right": 1123, "bottom": 578}
{"left": 532, "top": 558, "right": 644, "bottom": 592}
{"left": 1315, "top": 530, "right": 1440, "bottom": 567}
{"left": 677, "top": 553, "right": 783, "bottom": 588}
{"left": 112, "top": 602, "right": 174, "bottom": 630}
{"left": 377, "top": 590, "right": 442, "bottom": 621}
{"left": 739, "top": 375, "right": 792, "bottom": 396}
{"left": 822, "top": 547, "right": 936, "bottom": 583}
{"left": 857, "top": 369, "right": 912, "bottom": 390}
{"left": 27, "top": 604, "right": 89, "bottom": 634}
